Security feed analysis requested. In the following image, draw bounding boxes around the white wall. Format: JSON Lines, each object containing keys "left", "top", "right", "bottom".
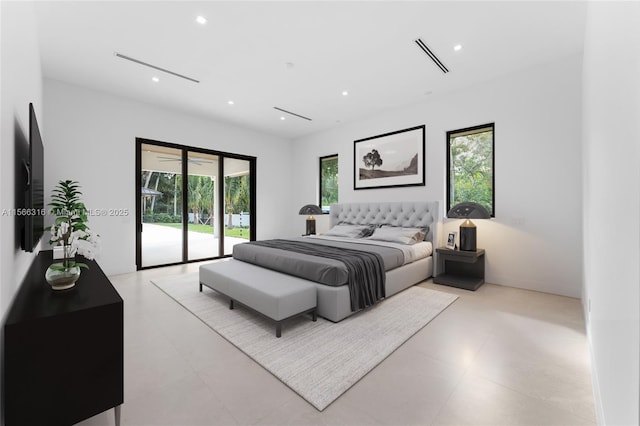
{"left": 43, "top": 79, "right": 292, "bottom": 275}
{"left": 582, "top": 2, "right": 640, "bottom": 425}
{"left": 0, "top": 1, "right": 43, "bottom": 319}
{"left": 291, "top": 54, "right": 584, "bottom": 298}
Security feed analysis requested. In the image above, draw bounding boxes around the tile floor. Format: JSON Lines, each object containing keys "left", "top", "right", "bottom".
{"left": 79, "top": 262, "right": 596, "bottom": 425}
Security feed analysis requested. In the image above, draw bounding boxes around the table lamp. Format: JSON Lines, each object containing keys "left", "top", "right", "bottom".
{"left": 299, "top": 204, "right": 323, "bottom": 235}
{"left": 447, "top": 202, "right": 491, "bottom": 251}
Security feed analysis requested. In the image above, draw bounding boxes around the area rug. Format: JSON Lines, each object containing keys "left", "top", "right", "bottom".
{"left": 151, "top": 272, "right": 458, "bottom": 411}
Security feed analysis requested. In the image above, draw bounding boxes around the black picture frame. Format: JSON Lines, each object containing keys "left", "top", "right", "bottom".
{"left": 354, "top": 125, "right": 425, "bottom": 190}
{"left": 446, "top": 232, "right": 457, "bottom": 249}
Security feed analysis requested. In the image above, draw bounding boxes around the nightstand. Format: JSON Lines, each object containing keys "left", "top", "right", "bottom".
{"left": 434, "top": 247, "right": 485, "bottom": 290}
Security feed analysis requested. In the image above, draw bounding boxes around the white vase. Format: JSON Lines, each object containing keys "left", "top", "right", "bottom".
{"left": 45, "top": 262, "right": 81, "bottom": 290}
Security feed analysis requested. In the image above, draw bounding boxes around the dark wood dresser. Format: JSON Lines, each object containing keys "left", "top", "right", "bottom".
{"left": 3, "top": 250, "right": 123, "bottom": 425}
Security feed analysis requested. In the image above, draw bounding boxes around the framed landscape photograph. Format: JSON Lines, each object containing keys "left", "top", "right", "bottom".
{"left": 354, "top": 125, "right": 425, "bottom": 190}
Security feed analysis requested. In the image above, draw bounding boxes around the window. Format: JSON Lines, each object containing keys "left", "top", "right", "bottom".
{"left": 319, "top": 154, "right": 338, "bottom": 213}
{"left": 447, "top": 123, "right": 495, "bottom": 216}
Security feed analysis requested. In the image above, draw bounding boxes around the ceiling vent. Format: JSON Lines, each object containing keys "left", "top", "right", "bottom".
{"left": 114, "top": 52, "right": 200, "bottom": 83}
{"left": 273, "top": 106, "right": 312, "bottom": 121}
{"left": 414, "top": 38, "right": 449, "bottom": 74}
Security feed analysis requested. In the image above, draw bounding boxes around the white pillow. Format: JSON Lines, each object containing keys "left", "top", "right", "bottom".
{"left": 367, "top": 226, "right": 427, "bottom": 245}
{"left": 324, "top": 224, "right": 374, "bottom": 238}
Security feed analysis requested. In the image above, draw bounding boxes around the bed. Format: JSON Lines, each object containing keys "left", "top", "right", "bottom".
{"left": 232, "top": 201, "right": 438, "bottom": 322}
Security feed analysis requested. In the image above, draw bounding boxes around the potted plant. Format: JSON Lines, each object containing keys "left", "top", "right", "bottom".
{"left": 45, "top": 180, "right": 100, "bottom": 290}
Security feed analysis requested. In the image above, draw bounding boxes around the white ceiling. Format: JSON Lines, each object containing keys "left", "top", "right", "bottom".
{"left": 35, "top": 1, "right": 587, "bottom": 140}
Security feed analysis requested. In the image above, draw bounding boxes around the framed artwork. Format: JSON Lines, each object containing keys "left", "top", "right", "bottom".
{"left": 446, "top": 232, "right": 457, "bottom": 249}
{"left": 354, "top": 125, "right": 425, "bottom": 190}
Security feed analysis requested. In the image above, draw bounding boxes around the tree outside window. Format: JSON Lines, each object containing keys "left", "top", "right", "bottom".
{"left": 320, "top": 154, "right": 338, "bottom": 214}
{"left": 447, "top": 124, "right": 495, "bottom": 216}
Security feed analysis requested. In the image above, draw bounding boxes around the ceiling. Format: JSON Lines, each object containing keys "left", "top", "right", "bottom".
{"left": 34, "top": 1, "right": 587, "bottom": 140}
{"left": 141, "top": 143, "right": 250, "bottom": 177}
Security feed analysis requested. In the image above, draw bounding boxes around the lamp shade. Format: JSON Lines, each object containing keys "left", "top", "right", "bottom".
{"left": 298, "top": 204, "right": 323, "bottom": 215}
{"left": 447, "top": 202, "right": 491, "bottom": 219}
{"left": 299, "top": 204, "right": 322, "bottom": 235}
{"left": 447, "top": 202, "right": 490, "bottom": 251}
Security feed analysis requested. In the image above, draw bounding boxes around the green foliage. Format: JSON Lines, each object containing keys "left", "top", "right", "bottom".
{"left": 321, "top": 156, "right": 338, "bottom": 207}
{"left": 224, "top": 175, "right": 250, "bottom": 214}
{"left": 143, "top": 213, "right": 182, "bottom": 223}
{"left": 449, "top": 129, "right": 494, "bottom": 214}
{"left": 154, "top": 222, "right": 249, "bottom": 240}
{"left": 48, "top": 180, "right": 88, "bottom": 235}
{"left": 47, "top": 179, "right": 99, "bottom": 268}
{"left": 155, "top": 223, "right": 212, "bottom": 233}
{"left": 49, "top": 262, "right": 88, "bottom": 271}
{"left": 142, "top": 171, "right": 250, "bottom": 224}
{"left": 187, "top": 175, "right": 214, "bottom": 224}
{"left": 142, "top": 172, "right": 181, "bottom": 216}
{"left": 224, "top": 227, "right": 249, "bottom": 239}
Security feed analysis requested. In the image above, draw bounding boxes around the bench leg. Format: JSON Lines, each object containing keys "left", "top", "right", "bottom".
{"left": 312, "top": 309, "right": 317, "bottom": 322}
{"left": 229, "top": 299, "right": 234, "bottom": 310}
{"left": 199, "top": 283, "right": 202, "bottom": 292}
{"left": 276, "top": 322, "right": 282, "bottom": 338}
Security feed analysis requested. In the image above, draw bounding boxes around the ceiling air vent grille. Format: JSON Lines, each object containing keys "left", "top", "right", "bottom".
{"left": 114, "top": 52, "right": 200, "bottom": 83}
{"left": 414, "top": 38, "right": 449, "bottom": 74}
{"left": 273, "top": 107, "right": 312, "bottom": 121}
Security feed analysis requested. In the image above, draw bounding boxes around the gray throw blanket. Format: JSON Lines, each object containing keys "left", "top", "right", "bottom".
{"left": 248, "top": 239, "right": 385, "bottom": 311}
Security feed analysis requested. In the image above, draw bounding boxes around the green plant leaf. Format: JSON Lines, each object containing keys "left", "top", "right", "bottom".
{"left": 48, "top": 264, "right": 68, "bottom": 272}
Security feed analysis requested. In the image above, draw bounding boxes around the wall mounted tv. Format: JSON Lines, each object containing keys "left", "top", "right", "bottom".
{"left": 22, "top": 103, "right": 45, "bottom": 252}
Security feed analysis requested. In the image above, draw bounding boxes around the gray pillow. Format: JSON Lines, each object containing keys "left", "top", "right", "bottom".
{"left": 324, "top": 224, "right": 375, "bottom": 238}
{"left": 367, "top": 226, "right": 427, "bottom": 245}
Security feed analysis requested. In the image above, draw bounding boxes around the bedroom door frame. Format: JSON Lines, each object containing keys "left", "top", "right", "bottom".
{"left": 135, "top": 138, "right": 256, "bottom": 270}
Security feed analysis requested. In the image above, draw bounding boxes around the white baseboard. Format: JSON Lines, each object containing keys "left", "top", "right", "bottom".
{"left": 586, "top": 325, "right": 605, "bottom": 425}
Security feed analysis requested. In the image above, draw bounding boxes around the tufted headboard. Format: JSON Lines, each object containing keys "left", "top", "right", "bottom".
{"left": 329, "top": 201, "right": 439, "bottom": 244}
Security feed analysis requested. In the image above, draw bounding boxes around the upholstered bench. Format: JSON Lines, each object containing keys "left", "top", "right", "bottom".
{"left": 199, "top": 259, "right": 317, "bottom": 337}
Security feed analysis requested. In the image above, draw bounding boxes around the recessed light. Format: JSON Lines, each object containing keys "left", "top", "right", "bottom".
{"left": 196, "top": 15, "right": 207, "bottom": 25}
{"left": 152, "top": 77, "right": 159, "bottom": 83}
{"left": 454, "top": 44, "right": 463, "bottom": 51}
{"left": 227, "top": 100, "right": 234, "bottom": 105}
{"left": 280, "top": 116, "right": 285, "bottom": 121}
{"left": 342, "top": 91, "right": 349, "bottom": 96}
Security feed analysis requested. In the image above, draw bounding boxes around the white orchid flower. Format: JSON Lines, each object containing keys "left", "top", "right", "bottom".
{"left": 74, "top": 239, "right": 96, "bottom": 260}
{"left": 57, "top": 221, "right": 69, "bottom": 239}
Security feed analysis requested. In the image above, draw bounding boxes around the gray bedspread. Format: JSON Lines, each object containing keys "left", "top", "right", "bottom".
{"left": 233, "top": 237, "right": 405, "bottom": 310}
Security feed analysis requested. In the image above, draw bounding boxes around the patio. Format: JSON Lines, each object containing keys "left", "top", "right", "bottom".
{"left": 141, "top": 223, "right": 247, "bottom": 267}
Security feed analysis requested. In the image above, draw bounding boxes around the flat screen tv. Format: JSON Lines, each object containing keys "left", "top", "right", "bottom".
{"left": 22, "top": 103, "right": 45, "bottom": 252}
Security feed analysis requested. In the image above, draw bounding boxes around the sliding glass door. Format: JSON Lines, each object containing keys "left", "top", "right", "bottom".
{"left": 139, "top": 144, "right": 184, "bottom": 267}
{"left": 136, "top": 139, "right": 255, "bottom": 269}
{"left": 223, "top": 157, "right": 252, "bottom": 255}
{"left": 187, "top": 151, "right": 219, "bottom": 262}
